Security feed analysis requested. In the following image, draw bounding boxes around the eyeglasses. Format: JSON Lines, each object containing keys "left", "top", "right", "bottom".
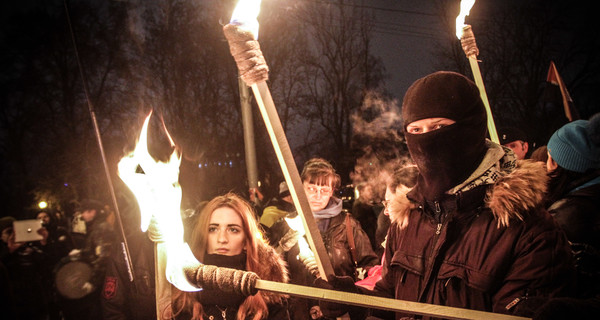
{"left": 304, "top": 184, "right": 333, "bottom": 196}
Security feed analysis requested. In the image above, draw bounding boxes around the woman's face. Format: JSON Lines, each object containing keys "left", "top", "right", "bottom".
{"left": 207, "top": 207, "right": 246, "bottom": 256}
{"left": 303, "top": 181, "right": 333, "bottom": 212}
{"left": 383, "top": 187, "right": 394, "bottom": 217}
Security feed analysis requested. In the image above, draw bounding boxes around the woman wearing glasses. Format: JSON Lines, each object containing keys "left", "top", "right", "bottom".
{"left": 301, "top": 158, "right": 378, "bottom": 280}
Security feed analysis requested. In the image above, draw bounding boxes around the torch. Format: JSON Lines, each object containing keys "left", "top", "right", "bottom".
{"left": 223, "top": 0, "right": 334, "bottom": 280}
{"left": 118, "top": 113, "right": 202, "bottom": 319}
{"left": 456, "top": 0, "right": 499, "bottom": 143}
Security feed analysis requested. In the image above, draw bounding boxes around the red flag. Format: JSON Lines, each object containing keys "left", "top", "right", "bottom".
{"left": 546, "top": 61, "right": 579, "bottom": 121}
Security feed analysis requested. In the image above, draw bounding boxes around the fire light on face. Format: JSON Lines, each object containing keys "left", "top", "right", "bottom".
{"left": 118, "top": 112, "right": 200, "bottom": 292}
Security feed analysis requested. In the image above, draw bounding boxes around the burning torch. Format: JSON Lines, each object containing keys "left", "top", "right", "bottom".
{"left": 222, "top": 0, "right": 334, "bottom": 280}
{"left": 118, "top": 113, "right": 202, "bottom": 319}
{"left": 456, "top": 0, "right": 499, "bottom": 143}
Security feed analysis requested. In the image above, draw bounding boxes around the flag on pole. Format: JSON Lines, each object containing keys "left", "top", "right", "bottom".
{"left": 546, "top": 61, "right": 579, "bottom": 122}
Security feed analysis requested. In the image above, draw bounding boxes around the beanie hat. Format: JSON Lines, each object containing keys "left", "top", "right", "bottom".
{"left": 0, "top": 216, "right": 16, "bottom": 232}
{"left": 547, "top": 113, "right": 600, "bottom": 173}
{"left": 402, "top": 71, "right": 488, "bottom": 200}
{"left": 402, "top": 71, "right": 486, "bottom": 129}
{"left": 278, "top": 181, "right": 290, "bottom": 197}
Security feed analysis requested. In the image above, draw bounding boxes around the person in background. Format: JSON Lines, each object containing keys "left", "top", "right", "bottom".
{"left": 260, "top": 181, "right": 296, "bottom": 236}
{"left": 530, "top": 145, "right": 549, "bottom": 164}
{"left": 37, "top": 210, "right": 74, "bottom": 320}
{"left": 350, "top": 183, "right": 379, "bottom": 255}
{"left": 37, "top": 210, "right": 74, "bottom": 262}
{"left": 0, "top": 215, "right": 50, "bottom": 319}
{"left": 355, "top": 165, "right": 418, "bottom": 291}
{"left": 302, "top": 158, "right": 378, "bottom": 320}
{"left": 301, "top": 158, "right": 378, "bottom": 280}
{"left": 171, "top": 193, "right": 290, "bottom": 320}
{"left": 101, "top": 199, "right": 156, "bottom": 320}
{"left": 534, "top": 113, "right": 600, "bottom": 319}
{"left": 498, "top": 126, "right": 530, "bottom": 159}
{"left": 317, "top": 71, "right": 575, "bottom": 319}
{"left": 260, "top": 181, "right": 324, "bottom": 320}
{"left": 60, "top": 199, "right": 116, "bottom": 320}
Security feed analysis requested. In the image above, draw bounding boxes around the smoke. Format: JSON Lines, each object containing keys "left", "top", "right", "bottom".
{"left": 350, "top": 90, "right": 413, "bottom": 203}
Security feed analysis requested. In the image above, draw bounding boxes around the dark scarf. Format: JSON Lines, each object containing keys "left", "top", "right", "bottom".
{"left": 198, "top": 253, "right": 247, "bottom": 308}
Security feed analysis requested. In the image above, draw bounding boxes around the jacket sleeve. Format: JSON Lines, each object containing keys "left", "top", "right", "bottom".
{"left": 101, "top": 248, "right": 131, "bottom": 320}
{"left": 494, "top": 216, "right": 576, "bottom": 315}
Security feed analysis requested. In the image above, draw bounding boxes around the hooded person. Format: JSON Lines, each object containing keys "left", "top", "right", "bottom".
{"left": 317, "top": 71, "right": 576, "bottom": 319}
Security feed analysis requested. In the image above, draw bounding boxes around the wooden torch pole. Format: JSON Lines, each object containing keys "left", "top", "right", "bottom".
{"left": 250, "top": 81, "right": 335, "bottom": 279}
{"left": 461, "top": 25, "right": 500, "bottom": 143}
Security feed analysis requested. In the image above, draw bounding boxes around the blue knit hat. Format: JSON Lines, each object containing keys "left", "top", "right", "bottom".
{"left": 547, "top": 113, "right": 600, "bottom": 173}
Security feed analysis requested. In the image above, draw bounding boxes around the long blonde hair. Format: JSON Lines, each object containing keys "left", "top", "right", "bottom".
{"left": 171, "top": 193, "right": 269, "bottom": 320}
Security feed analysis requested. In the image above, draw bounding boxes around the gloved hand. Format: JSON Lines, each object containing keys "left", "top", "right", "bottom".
{"left": 314, "top": 275, "right": 361, "bottom": 318}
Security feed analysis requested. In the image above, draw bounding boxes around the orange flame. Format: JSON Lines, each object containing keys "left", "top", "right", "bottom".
{"left": 455, "top": 0, "right": 476, "bottom": 38}
{"left": 230, "top": 0, "right": 262, "bottom": 39}
{"left": 117, "top": 112, "right": 200, "bottom": 292}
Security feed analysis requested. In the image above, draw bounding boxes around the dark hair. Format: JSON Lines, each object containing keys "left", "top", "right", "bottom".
{"left": 546, "top": 166, "right": 591, "bottom": 206}
{"left": 530, "top": 145, "right": 548, "bottom": 163}
{"left": 388, "top": 165, "right": 419, "bottom": 191}
{"left": 300, "top": 158, "right": 341, "bottom": 190}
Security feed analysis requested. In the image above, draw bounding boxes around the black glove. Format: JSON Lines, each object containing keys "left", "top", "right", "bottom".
{"left": 314, "top": 275, "right": 364, "bottom": 319}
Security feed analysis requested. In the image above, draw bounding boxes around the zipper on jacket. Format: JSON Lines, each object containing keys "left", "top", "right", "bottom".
{"left": 434, "top": 201, "right": 442, "bottom": 234}
{"left": 418, "top": 200, "right": 445, "bottom": 302}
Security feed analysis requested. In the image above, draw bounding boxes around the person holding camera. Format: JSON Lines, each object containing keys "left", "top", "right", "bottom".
{"left": 1, "top": 215, "right": 51, "bottom": 319}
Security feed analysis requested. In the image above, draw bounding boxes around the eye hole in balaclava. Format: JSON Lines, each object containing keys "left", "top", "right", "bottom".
{"left": 401, "top": 71, "right": 488, "bottom": 201}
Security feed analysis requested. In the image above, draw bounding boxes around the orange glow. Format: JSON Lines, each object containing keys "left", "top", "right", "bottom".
{"left": 455, "top": 0, "right": 476, "bottom": 38}
{"left": 230, "top": 0, "right": 262, "bottom": 39}
{"left": 117, "top": 112, "right": 200, "bottom": 292}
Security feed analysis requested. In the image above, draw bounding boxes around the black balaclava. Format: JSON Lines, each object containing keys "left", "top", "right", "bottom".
{"left": 402, "top": 71, "right": 488, "bottom": 201}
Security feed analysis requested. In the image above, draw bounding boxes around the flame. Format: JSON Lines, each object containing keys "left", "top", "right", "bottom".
{"left": 230, "top": 0, "right": 262, "bottom": 39}
{"left": 285, "top": 215, "right": 314, "bottom": 261}
{"left": 117, "top": 112, "right": 181, "bottom": 239}
{"left": 118, "top": 112, "right": 201, "bottom": 292}
{"left": 455, "top": 0, "right": 476, "bottom": 38}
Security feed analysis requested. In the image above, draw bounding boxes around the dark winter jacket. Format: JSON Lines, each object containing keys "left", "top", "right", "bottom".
{"left": 322, "top": 210, "right": 379, "bottom": 280}
{"left": 101, "top": 231, "right": 156, "bottom": 320}
{"left": 367, "top": 160, "right": 576, "bottom": 319}
{"left": 82, "top": 213, "right": 116, "bottom": 287}
{"left": 547, "top": 172, "right": 600, "bottom": 299}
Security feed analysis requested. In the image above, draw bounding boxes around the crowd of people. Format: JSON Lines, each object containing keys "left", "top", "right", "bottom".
{"left": 1, "top": 70, "right": 599, "bottom": 320}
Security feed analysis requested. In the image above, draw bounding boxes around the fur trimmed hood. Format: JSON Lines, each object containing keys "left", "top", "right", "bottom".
{"left": 486, "top": 159, "right": 549, "bottom": 227}
{"left": 396, "top": 148, "right": 549, "bottom": 229}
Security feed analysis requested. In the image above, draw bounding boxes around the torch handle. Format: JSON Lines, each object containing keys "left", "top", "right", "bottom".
{"left": 255, "top": 279, "right": 531, "bottom": 320}
{"left": 250, "top": 81, "right": 335, "bottom": 280}
{"left": 468, "top": 56, "right": 499, "bottom": 143}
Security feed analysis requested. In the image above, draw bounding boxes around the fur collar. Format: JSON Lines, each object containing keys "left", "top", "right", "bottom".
{"left": 486, "top": 159, "right": 549, "bottom": 227}
{"left": 398, "top": 144, "right": 548, "bottom": 229}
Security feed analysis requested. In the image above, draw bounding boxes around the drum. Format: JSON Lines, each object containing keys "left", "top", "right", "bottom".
{"left": 54, "top": 257, "right": 93, "bottom": 300}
